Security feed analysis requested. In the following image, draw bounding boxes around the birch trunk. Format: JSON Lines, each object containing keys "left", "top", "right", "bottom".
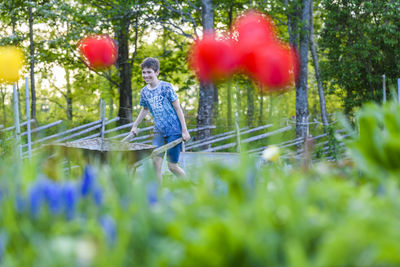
{"left": 309, "top": 0, "right": 329, "bottom": 128}
{"left": 295, "top": 0, "right": 311, "bottom": 140}
{"left": 196, "top": 0, "right": 215, "bottom": 141}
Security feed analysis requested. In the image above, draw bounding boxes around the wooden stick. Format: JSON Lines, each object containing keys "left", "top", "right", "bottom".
{"left": 121, "top": 132, "right": 134, "bottom": 142}
{"left": 150, "top": 137, "right": 183, "bottom": 156}
{"left": 133, "top": 137, "right": 184, "bottom": 168}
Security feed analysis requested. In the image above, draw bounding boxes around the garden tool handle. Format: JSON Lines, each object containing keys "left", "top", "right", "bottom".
{"left": 121, "top": 132, "right": 136, "bottom": 142}
{"left": 150, "top": 137, "right": 184, "bottom": 157}
{"left": 132, "top": 137, "right": 188, "bottom": 169}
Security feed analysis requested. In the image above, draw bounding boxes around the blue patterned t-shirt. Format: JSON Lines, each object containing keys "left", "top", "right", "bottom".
{"left": 139, "top": 81, "right": 182, "bottom": 136}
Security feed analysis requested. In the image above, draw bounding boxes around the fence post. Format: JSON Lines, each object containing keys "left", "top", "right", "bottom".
{"left": 397, "top": 78, "right": 400, "bottom": 104}
{"left": 382, "top": 74, "right": 386, "bottom": 103}
{"left": 100, "top": 99, "right": 105, "bottom": 139}
{"left": 25, "top": 77, "right": 32, "bottom": 159}
{"left": 235, "top": 112, "right": 241, "bottom": 153}
{"left": 13, "top": 83, "right": 22, "bottom": 158}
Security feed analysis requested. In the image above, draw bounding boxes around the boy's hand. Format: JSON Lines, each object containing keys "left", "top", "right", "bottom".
{"left": 130, "top": 126, "right": 139, "bottom": 136}
{"left": 182, "top": 129, "right": 191, "bottom": 142}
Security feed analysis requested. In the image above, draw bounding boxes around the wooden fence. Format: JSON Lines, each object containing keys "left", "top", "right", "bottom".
{"left": 1, "top": 79, "right": 342, "bottom": 160}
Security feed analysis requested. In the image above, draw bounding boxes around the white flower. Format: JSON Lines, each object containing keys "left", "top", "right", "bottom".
{"left": 262, "top": 145, "right": 280, "bottom": 162}
{"left": 52, "top": 237, "right": 96, "bottom": 266}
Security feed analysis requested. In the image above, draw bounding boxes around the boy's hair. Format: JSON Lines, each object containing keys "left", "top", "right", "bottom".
{"left": 140, "top": 57, "right": 159, "bottom": 72}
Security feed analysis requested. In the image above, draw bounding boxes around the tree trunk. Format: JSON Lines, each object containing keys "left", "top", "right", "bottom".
{"left": 258, "top": 94, "right": 264, "bottom": 125}
{"left": 213, "top": 84, "right": 219, "bottom": 120}
{"left": 268, "top": 95, "right": 273, "bottom": 118}
{"left": 227, "top": 81, "right": 232, "bottom": 128}
{"left": 236, "top": 84, "right": 242, "bottom": 118}
{"left": 309, "top": 0, "right": 328, "bottom": 129}
{"left": 247, "top": 85, "right": 254, "bottom": 127}
{"left": 28, "top": 6, "right": 36, "bottom": 124}
{"left": 116, "top": 21, "right": 133, "bottom": 125}
{"left": 285, "top": 0, "right": 300, "bottom": 49}
{"left": 197, "top": 82, "right": 214, "bottom": 141}
{"left": 285, "top": 0, "right": 310, "bottom": 141}
{"left": 109, "top": 71, "right": 114, "bottom": 119}
{"left": 226, "top": 3, "right": 234, "bottom": 129}
{"left": 295, "top": 0, "right": 310, "bottom": 140}
{"left": 65, "top": 68, "right": 72, "bottom": 120}
{"left": 196, "top": 0, "right": 214, "bottom": 141}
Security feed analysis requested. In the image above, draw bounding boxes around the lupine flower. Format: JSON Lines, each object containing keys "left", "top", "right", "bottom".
{"left": 93, "top": 186, "right": 103, "bottom": 206}
{"left": 29, "top": 178, "right": 65, "bottom": 217}
{"left": 147, "top": 181, "right": 158, "bottom": 206}
{"left": 99, "top": 215, "right": 116, "bottom": 245}
{"left": 24, "top": 165, "right": 105, "bottom": 220}
{"left": 42, "top": 179, "right": 62, "bottom": 215}
{"left": 29, "top": 181, "right": 45, "bottom": 218}
{"left": 61, "top": 182, "right": 78, "bottom": 220}
{"left": 81, "top": 165, "right": 95, "bottom": 197}
{"left": 15, "top": 192, "right": 25, "bottom": 213}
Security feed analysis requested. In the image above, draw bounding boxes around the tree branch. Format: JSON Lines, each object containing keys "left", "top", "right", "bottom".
{"left": 160, "top": 0, "right": 199, "bottom": 38}
{"left": 66, "top": 45, "right": 120, "bottom": 88}
{"left": 50, "top": 83, "right": 67, "bottom": 98}
{"left": 38, "top": 97, "right": 66, "bottom": 111}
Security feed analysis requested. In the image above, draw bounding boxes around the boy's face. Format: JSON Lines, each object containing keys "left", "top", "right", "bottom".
{"left": 142, "top": 67, "right": 159, "bottom": 85}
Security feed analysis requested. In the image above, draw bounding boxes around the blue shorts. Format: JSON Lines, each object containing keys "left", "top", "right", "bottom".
{"left": 152, "top": 134, "right": 182, "bottom": 163}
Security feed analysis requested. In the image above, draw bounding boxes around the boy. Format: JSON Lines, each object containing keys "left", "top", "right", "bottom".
{"left": 130, "top": 57, "right": 191, "bottom": 182}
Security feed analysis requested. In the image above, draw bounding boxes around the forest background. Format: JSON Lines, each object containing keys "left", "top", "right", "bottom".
{"left": 1, "top": 0, "right": 400, "bottom": 141}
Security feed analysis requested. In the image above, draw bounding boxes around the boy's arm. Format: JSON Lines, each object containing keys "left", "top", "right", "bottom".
{"left": 172, "top": 99, "right": 191, "bottom": 141}
{"left": 130, "top": 107, "right": 149, "bottom": 135}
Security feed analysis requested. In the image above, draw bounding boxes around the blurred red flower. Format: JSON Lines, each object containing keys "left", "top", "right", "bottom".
{"left": 78, "top": 35, "right": 118, "bottom": 70}
{"left": 189, "top": 32, "right": 239, "bottom": 83}
{"left": 188, "top": 11, "right": 299, "bottom": 92}
{"left": 232, "top": 10, "right": 277, "bottom": 67}
{"left": 242, "top": 42, "right": 298, "bottom": 91}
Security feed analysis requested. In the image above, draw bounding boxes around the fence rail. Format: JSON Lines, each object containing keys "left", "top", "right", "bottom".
{"left": 4, "top": 93, "right": 337, "bottom": 160}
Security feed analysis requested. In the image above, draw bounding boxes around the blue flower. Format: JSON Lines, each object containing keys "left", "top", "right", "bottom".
{"left": 99, "top": 215, "right": 116, "bottom": 245}
{"left": 42, "top": 180, "right": 62, "bottom": 215}
{"left": 147, "top": 181, "right": 158, "bottom": 206}
{"left": 29, "top": 181, "right": 44, "bottom": 218}
{"left": 15, "top": 193, "right": 25, "bottom": 213}
{"left": 93, "top": 186, "right": 103, "bottom": 206}
{"left": 61, "top": 182, "right": 78, "bottom": 220}
{"left": 81, "top": 165, "right": 95, "bottom": 197}
{"left": 29, "top": 178, "right": 64, "bottom": 217}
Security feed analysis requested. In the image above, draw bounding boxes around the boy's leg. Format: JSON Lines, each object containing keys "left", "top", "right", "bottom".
{"left": 152, "top": 133, "right": 165, "bottom": 182}
{"left": 166, "top": 135, "right": 185, "bottom": 177}
{"left": 167, "top": 162, "right": 185, "bottom": 177}
{"left": 152, "top": 156, "right": 164, "bottom": 182}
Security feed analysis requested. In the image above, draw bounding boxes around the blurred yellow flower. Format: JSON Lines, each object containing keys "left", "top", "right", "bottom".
{"left": 0, "top": 46, "right": 25, "bottom": 84}
{"left": 262, "top": 145, "right": 280, "bottom": 162}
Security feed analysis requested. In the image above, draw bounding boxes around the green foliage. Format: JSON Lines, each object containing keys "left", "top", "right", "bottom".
{"left": 313, "top": 123, "right": 342, "bottom": 161}
{"left": 345, "top": 101, "right": 400, "bottom": 182}
{"left": 320, "top": 0, "right": 400, "bottom": 113}
{"left": 1, "top": 101, "right": 400, "bottom": 266}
